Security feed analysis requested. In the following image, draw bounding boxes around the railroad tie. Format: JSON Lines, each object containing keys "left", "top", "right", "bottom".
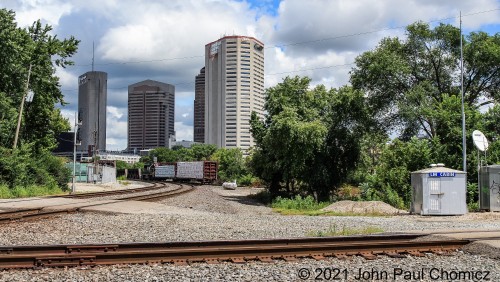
{"left": 230, "top": 257, "right": 246, "bottom": 264}
{"left": 383, "top": 252, "right": 406, "bottom": 258}
{"left": 310, "top": 254, "right": 325, "bottom": 261}
{"left": 204, "top": 258, "right": 220, "bottom": 264}
{"left": 406, "top": 250, "right": 425, "bottom": 257}
{"left": 281, "top": 256, "right": 298, "bottom": 262}
{"left": 333, "top": 254, "right": 348, "bottom": 260}
{"left": 258, "top": 256, "right": 274, "bottom": 263}
{"left": 172, "top": 259, "right": 189, "bottom": 266}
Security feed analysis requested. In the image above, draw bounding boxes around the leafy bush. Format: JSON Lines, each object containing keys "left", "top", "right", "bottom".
{"left": 335, "top": 184, "right": 361, "bottom": 201}
{"left": 272, "top": 195, "right": 330, "bottom": 211}
{"left": 468, "top": 202, "right": 479, "bottom": 212}
{"left": 116, "top": 175, "right": 127, "bottom": 181}
{"left": 0, "top": 184, "right": 64, "bottom": 199}
{"left": 467, "top": 182, "right": 478, "bottom": 206}
{"left": 0, "top": 143, "right": 71, "bottom": 198}
{"left": 360, "top": 180, "right": 405, "bottom": 209}
{"left": 237, "top": 174, "right": 254, "bottom": 186}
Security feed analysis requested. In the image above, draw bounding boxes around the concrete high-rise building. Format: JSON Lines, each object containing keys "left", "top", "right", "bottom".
{"left": 78, "top": 71, "right": 107, "bottom": 154}
{"left": 204, "top": 35, "right": 264, "bottom": 150}
{"left": 193, "top": 67, "right": 205, "bottom": 143}
{"left": 127, "top": 80, "right": 175, "bottom": 150}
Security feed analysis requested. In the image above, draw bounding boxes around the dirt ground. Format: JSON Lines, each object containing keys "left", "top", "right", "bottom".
{"left": 321, "top": 200, "right": 407, "bottom": 215}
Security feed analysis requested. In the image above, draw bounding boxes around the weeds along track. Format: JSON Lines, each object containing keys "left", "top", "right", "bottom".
{"left": 0, "top": 234, "right": 470, "bottom": 269}
{"left": 0, "top": 182, "right": 194, "bottom": 223}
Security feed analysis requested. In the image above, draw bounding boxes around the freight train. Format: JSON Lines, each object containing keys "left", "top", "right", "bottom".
{"left": 142, "top": 161, "right": 218, "bottom": 184}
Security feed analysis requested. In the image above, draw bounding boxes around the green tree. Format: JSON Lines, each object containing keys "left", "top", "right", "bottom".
{"left": 211, "top": 148, "right": 246, "bottom": 182}
{"left": 308, "top": 86, "right": 375, "bottom": 200}
{"left": 190, "top": 144, "right": 217, "bottom": 160}
{"left": 250, "top": 76, "right": 329, "bottom": 197}
{"left": 150, "top": 147, "right": 177, "bottom": 163}
{"left": 116, "top": 160, "right": 130, "bottom": 170}
{"left": 0, "top": 9, "right": 78, "bottom": 151}
{"left": 0, "top": 9, "right": 78, "bottom": 192}
{"left": 250, "top": 77, "right": 373, "bottom": 201}
{"left": 351, "top": 22, "right": 500, "bottom": 144}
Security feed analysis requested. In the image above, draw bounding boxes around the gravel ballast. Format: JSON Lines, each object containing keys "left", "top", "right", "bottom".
{"left": 0, "top": 185, "right": 499, "bottom": 281}
{"left": 1, "top": 253, "right": 498, "bottom": 281}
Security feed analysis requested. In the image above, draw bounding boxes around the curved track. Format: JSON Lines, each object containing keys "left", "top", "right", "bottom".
{"left": 0, "top": 234, "right": 470, "bottom": 269}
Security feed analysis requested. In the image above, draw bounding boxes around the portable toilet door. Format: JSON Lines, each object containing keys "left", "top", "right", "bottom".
{"left": 426, "top": 176, "right": 442, "bottom": 214}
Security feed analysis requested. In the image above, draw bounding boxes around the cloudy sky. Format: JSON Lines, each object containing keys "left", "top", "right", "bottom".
{"left": 2, "top": 0, "right": 500, "bottom": 150}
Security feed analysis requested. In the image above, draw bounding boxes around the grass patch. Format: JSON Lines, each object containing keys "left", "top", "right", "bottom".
{"left": 273, "top": 208, "right": 389, "bottom": 217}
{"left": 0, "top": 184, "right": 65, "bottom": 199}
{"left": 272, "top": 195, "right": 330, "bottom": 211}
{"left": 307, "top": 224, "right": 384, "bottom": 237}
{"left": 116, "top": 175, "right": 127, "bottom": 181}
{"left": 119, "top": 180, "right": 130, "bottom": 186}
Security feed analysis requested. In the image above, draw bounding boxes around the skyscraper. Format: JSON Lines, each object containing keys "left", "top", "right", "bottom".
{"left": 127, "top": 80, "right": 175, "bottom": 150}
{"left": 78, "top": 71, "right": 107, "bottom": 154}
{"left": 193, "top": 67, "right": 205, "bottom": 143}
{"left": 204, "top": 35, "right": 265, "bottom": 150}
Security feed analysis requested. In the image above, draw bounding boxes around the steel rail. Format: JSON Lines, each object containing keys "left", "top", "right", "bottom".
{"left": 58, "top": 182, "right": 159, "bottom": 198}
{"left": 118, "top": 184, "right": 193, "bottom": 201}
{"left": 0, "top": 235, "right": 469, "bottom": 269}
{"left": 0, "top": 183, "right": 193, "bottom": 223}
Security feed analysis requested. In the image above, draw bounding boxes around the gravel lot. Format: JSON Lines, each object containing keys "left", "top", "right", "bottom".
{"left": 0, "top": 185, "right": 499, "bottom": 281}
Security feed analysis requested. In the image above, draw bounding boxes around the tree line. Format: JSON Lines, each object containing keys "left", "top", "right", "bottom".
{"left": 0, "top": 9, "right": 78, "bottom": 195}
{"left": 249, "top": 22, "right": 500, "bottom": 208}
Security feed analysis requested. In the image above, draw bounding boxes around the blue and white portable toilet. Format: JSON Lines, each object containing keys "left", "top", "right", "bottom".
{"left": 410, "top": 164, "right": 467, "bottom": 215}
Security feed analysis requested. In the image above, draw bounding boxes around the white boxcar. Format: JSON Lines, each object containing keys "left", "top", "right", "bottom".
{"left": 154, "top": 165, "right": 176, "bottom": 178}
{"left": 176, "top": 161, "right": 204, "bottom": 179}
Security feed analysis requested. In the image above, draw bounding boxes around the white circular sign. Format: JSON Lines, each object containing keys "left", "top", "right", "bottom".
{"left": 472, "top": 130, "right": 489, "bottom": 152}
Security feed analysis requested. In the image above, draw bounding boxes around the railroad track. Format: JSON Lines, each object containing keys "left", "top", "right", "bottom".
{"left": 58, "top": 182, "right": 160, "bottom": 199}
{"left": 0, "top": 183, "right": 194, "bottom": 223}
{"left": 0, "top": 234, "right": 470, "bottom": 269}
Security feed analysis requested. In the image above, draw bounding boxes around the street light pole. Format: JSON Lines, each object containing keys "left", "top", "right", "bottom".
{"left": 72, "top": 112, "right": 82, "bottom": 194}
{"left": 460, "top": 12, "right": 467, "bottom": 173}
{"left": 13, "top": 63, "right": 32, "bottom": 149}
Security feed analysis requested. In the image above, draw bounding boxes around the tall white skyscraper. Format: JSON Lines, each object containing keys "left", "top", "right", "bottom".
{"left": 204, "top": 35, "right": 264, "bottom": 150}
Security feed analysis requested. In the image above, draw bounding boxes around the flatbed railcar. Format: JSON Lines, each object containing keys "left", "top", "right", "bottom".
{"left": 145, "top": 161, "right": 218, "bottom": 184}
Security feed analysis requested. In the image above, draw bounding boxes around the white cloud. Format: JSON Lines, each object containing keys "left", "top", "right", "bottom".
{"left": 3, "top": 0, "right": 500, "bottom": 151}
{"left": 107, "top": 106, "right": 123, "bottom": 119}
{"left": 97, "top": 0, "right": 262, "bottom": 68}
{"left": 6, "top": 0, "right": 73, "bottom": 27}
{"left": 106, "top": 106, "right": 127, "bottom": 150}
{"left": 175, "top": 121, "right": 193, "bottom": 141}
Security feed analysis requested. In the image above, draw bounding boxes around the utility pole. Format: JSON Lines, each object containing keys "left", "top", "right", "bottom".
{"left": 460, "top": 11, "right": 467, "bottom": 173}
{"left": 93, "top": 127, "right": 98, "bottom": 183}
{"left": 13, "top": 63, "right": 32, "bottom": 149}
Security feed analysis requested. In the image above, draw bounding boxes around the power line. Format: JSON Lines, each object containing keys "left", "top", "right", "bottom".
{"left": 68, "top": 8, "right": 500, "bottom": 68}
{"left": 59, "top": 7, "right": 500, "bottom": 93}
{"left": 62, "top": 62, "right": 356, "bottom": 92}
